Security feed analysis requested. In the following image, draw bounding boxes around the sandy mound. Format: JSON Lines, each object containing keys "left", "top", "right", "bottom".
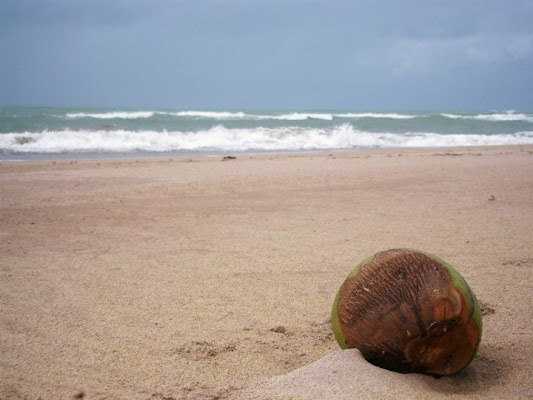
{"left": 234, "top": 349, "right": 527, "bottom": 399}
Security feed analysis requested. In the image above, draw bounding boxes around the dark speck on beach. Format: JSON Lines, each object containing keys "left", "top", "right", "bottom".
{"left": 270, "top": 325, "right": 287, "bottom": 334}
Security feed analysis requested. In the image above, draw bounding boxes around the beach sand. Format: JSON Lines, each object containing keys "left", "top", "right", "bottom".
{"left": 1, "top": 146, "right": 532, "bottom": 399}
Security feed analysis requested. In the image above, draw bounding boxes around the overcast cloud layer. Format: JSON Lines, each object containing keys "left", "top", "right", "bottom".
{"left": 1, "top": 0, "right": 532, "bottom": 110}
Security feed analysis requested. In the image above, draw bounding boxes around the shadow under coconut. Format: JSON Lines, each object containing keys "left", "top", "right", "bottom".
{"left": 417, "top": 344, "right": 512, "bottom": 396}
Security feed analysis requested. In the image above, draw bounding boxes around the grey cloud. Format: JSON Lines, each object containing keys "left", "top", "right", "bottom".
{"left": 1, "top": 0, "right": 532, "bottom": 109}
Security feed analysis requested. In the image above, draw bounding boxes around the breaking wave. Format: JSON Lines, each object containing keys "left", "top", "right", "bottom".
{"left": 2, "top": 124, "right": 532, "bottom": 154}
{"left": 62, "top": 110, "right": 424, "bottom": 121}
{"left": 66, "top": 111, "right": 156, "bottom": 119}
{"left": 441, "top": 111, "right": 533, "bottom": 123}
{"left": 335, "top": 112, "right": 417, "bottom": 119}
{"left": 61, "top": 109, "right": 533, "bottom": 123}
{"left": 169, "top": 111, "right": 248, "bottom": 119}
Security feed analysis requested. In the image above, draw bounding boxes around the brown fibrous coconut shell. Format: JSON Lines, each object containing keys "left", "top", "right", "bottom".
{"left": 336, "top": 249, "right": 481, "bottom": 376}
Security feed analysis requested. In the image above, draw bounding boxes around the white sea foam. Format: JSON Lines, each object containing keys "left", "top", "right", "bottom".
{"left": 66, "top": 111, "right": 155, "bottom": 119}
{"left": 334, "top": 112, "right": 417, "bottom": 119}
{"left": 172, "top": 111, "right": 335, "bottom": 121}
{"left": 2, "top": 125, "right": 532, "bottom": 154}
{"left": 442, "top": 112, "right": 533, "bottom": 122}
{"left": 170, "top": 111, "right": 248, "bottom": 119}
{"left": 60, "top": 110, "right": 533, "bottom": 123}
{"left": 265, "top": 112, "right": 334, "bottom": 121}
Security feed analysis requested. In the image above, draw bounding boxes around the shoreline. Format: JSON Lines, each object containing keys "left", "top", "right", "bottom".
{"left": 1, "top": 145, "right": 532, "bottom": 399}
{"left": 1, "top": 143, "right": 532, "bottom": 163}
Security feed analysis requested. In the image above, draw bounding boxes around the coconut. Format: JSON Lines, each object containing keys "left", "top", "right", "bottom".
{"left": 331, "top": 249, "right": 482, "bottom": 376}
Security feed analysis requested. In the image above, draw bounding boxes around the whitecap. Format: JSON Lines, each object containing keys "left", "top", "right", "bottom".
{"left": 1, "top": 125, "right": 532, "bottom": 154}
{"left": 169, "top": 111, "right": 248, "bottom": 119}
{"left": 66, "top": 111, "right": 155, "bottom": 119}
{"left": 334, "top": 113, "right": 417, "bottom": 119}
{"left": 441, "top": 112, "right": 533, "bottom": 123}
{"left": 263, "top": 113, "right": 334, "bottom": 121}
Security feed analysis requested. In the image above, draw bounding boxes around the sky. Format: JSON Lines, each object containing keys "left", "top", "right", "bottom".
{"left": 1, "top": 0, "right": 532, "bottom": 111}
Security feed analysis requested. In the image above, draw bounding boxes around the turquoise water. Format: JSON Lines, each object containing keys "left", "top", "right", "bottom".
{"left": 1, "top": 107, "right": 532, "bottom": 160}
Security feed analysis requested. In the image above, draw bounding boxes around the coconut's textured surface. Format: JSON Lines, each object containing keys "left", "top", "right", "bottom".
{"left": 332, "top": 249, "right": 482, "bottom": 376}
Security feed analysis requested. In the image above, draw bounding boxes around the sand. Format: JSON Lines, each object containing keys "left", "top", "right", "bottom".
{"left": 1, "top": 146, "right": 532, "bottom": 399}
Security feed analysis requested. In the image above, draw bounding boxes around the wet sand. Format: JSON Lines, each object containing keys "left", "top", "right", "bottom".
{"left": 1, "top": 146, "right": 532, "bottom": 399}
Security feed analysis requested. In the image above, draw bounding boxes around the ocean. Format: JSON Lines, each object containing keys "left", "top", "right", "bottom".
{"left": 1, "top": 107, "right": 532, "bottom": 161}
